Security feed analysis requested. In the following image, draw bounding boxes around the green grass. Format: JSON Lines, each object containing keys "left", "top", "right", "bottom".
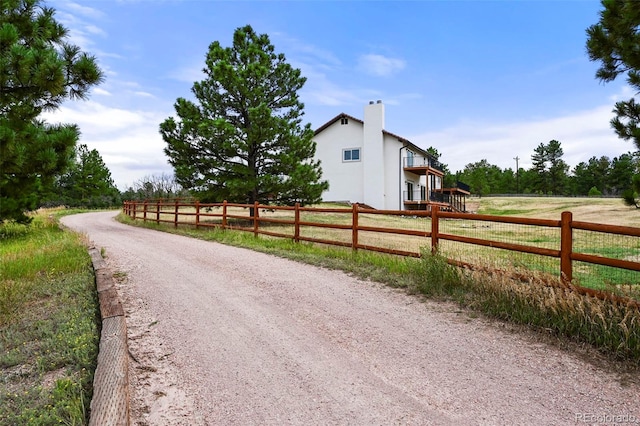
{"left": 477, "top": 207, "right": 535, "bottom": 216}
{"left": 0, "top": 210, "right": 99, "bottom": 425}
{"left": 117, "top": 212, "right": 640, "bottom": 363}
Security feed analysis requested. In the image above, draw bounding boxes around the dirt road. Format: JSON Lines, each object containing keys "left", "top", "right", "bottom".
{"left": 62, "top": 211, "right": 639, "bottom": 425}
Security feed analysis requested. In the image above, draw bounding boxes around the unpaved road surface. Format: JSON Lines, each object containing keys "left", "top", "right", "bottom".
{"left": 62, "top": 211, "right": 640, "bottom": 425}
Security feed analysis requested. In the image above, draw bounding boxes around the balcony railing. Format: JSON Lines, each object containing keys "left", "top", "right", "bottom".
{"left": 403, "top": 187, "right": 427, "bottom": 202}
{"left": 403, "top": 189, "right": 453, "bottom": 203}
{"left": 403, "top": 156, "right": 444, "bottom": 173}
{"left": 453, "top": 181, "right": 470, "bottom": 193}
{"left": 402, "top": 190, "right": 466, "bottom": 212}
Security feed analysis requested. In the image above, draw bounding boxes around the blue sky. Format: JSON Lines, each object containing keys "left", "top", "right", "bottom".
{"left": 44, "top": 0, "right": 633, "bottom": 190}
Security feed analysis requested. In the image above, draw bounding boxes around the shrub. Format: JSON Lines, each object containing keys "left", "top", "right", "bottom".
{"left": 588, "top": 186, "right": 602, "bottom": 197}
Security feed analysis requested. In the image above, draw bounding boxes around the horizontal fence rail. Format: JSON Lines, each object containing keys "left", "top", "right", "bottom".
{"left": 122, "top": 200, "right": 640, "bottom": 300}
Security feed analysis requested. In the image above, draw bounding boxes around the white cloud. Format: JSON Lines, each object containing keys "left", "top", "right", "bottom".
{"left": 52, "top": 2, "right": 110, "bottom": 56}
{"left": 93, "top": 88, "right": 111, "bottom": 96}
{"left": 273, "top": 32, "right": 342, "bottom": 68}
{"left": 301, "top": 69, "right": 362, "bottom": 106}
{"left": 358, "top": 54, "right": 406, "bottom": 77}
{"left": 167, "top": 64, "right": 206, "bottom": 84}
{"left": 42, "top": 101, "right": 173, "bottom": 189}
{"left": 133, "top": 91, "right": 156, "bottom": 98}
{"left": 60, "top": 1, "right": 105, "bottom": 19}
{"left": 84, "top": 24, "right": 107, "bottom": 37}
{"left": 410, "top": 104, "right": 634, "bottom": 174}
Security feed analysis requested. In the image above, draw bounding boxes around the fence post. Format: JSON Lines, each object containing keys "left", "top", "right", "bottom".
{"left": 253, "top": 201, "right": 260, "bottom": 237}
{"left": 132, "top": 202, "right": 137, "bottom": 220}
{"left": 143, "top": 201, "right": 148, "bottom": 222}
{"left": 156, "top": 201, "right": 160, "bottom": 224}
{"left": 352, "top": 203, "right": 359, "bottom": 251}
{"left": 174, "top": 200, "right": 179, "bottom": 228}
{"left": 431, "top": 206, "right": 439, "bottom": 255}
{"left": 222, "top": 200, "right": 227, "bottom": 230}
{"left": 560, "top": 211, "right": 573, "bottom": 284}
{"left": 294, "top": 202, "right": 300, "bottom": 243}
{"left": 195, "top": 200, "right": 200, "bottom": 229}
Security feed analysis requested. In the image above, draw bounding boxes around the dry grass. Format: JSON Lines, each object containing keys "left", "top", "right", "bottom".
{"left": 476, "top": 196, "right": 640, "bottom": 227}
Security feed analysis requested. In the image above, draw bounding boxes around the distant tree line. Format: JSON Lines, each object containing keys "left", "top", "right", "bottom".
{"left": 120, "top": 173, "right": 190, "bottom": 201}
{"left": 441, "top": 140, "right": 639, "bottom": 197}
{"left": 39, "top": 144, "right": 121, "bottom": 208}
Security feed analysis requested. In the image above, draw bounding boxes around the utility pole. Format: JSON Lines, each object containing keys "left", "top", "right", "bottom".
{"left": 514, "top": 156, "right": 520, "bottom": 194}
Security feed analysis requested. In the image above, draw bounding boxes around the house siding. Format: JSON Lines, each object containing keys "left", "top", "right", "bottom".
{"left": 383, "top": 134, "right": 402, "bottom": 210}
{"left": 314, "top": 119, "right": 364, "bottom": 204}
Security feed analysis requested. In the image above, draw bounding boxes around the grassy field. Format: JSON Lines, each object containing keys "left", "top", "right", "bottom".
{"left": 0, "top": 209, "right": 99, "bottom": 425}
{"left": 118, "top": 196, "right": 640, "bottom": 362}
{"left": 473, "top": 196, "right": 640, "bottom": 227}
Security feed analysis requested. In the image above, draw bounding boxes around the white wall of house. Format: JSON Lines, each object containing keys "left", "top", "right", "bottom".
{"left": 363, "top": 101, "right": 385, "bottom": 209}
{"left": 314, "top": 118, "right": 364, "bottom": 204}
{"left": 383, "top": 134, "right": 403, "bottom": 210}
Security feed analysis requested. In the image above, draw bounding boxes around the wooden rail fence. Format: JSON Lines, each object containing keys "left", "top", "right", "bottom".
{"left": 122, "top": 200, "right": 640, "bottom": 289}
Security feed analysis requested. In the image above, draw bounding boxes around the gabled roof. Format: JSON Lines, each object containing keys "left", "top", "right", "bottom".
{"left": 314, "top": 113, "right": 363, "bottom": 135}
{"left": 314, "top": 112, "right": 432, "bottom": 159}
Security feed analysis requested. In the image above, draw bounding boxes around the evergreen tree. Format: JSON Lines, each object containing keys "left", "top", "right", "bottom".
{"left": 609, "top": 152, "right": 638, "bottom": 194}
{"left": 426, "top": 146, "right": 455, "bottom": 187}
{"left": 587, "top": 0, "right": 640, "bottom": 152}
{"left": 160, "top": 25, "right": 327, "bottom": 209}
{"left": 571, "top": 156, "right": 611, "bottom": 195}
{"left": 547, "top": 140, "right": 570, "bottom": 194}
{"left": 66, "top": 144, "right": 119, "bottom": 206}
{"left": 570, "top": 161, "right": 591, "bottom": 195}
{"left": 0, "top": 0, "right": 103, "bottom": 223}
{"left": 530, "top": 143, "right": 549, "bottom": 194}
{"left": 459, "top": 159, "right": 496, "bottom": 196}
{"left": 530, "top": 140, "right": 569, "bottom": 195}
{"left": 497, "top": 168, "right": 517, "bottom": 194}
{"left": 623, "top": 174, "right": 640, "bottom": 208}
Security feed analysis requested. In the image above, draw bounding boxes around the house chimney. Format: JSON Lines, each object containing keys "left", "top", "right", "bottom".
{"left": 364, "top": 100, "right": 385, "bottom": 131}
{"left": 363, "top": 100, "right": 385, "bottom": 208}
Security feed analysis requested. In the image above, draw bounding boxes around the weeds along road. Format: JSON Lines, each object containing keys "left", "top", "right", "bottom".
{"left": 62, "top": 211, "right": 640, "bottom": 426}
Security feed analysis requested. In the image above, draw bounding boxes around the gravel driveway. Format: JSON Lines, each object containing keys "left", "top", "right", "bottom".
{"left": 61, "top": 211, "right": 640, "bottom": 425}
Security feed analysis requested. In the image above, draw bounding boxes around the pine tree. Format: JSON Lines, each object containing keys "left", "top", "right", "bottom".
{"left": 160, "top": 25, "right": 327, "bottom": 210}
{"left": 530, "top": 140, "right": 569, "bottom": 195}
{"left": 51, "top": 144, "right": 119, "bottom": 207}
{"left": 0, "top": 0, "right": 104, "bottom": 222}
{"left": 587, "top": 0, "right": 640, "bottom": 151}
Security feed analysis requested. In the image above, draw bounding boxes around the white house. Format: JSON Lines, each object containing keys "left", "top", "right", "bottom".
{"left": 313, "top": 100, "right": 468, "bottom": 211}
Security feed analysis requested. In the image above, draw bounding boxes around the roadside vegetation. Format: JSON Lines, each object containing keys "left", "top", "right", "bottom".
{"left": 116, "top": 196, "right": 640, "bottom": 363}
{"left": 0, "top": 209, "right": 99, "bottom": 425}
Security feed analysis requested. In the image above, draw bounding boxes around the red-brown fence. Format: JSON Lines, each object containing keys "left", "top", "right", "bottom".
{"left": 122, "top": 200, "right": 640, "bottom": 291}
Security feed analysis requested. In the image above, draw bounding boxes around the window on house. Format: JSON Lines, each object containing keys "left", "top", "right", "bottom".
{"left": 340, "top": 117, "right": 348, "bottom": 125}
{"left": 343, "top": 148, "right": 360, "bottom": 162}
{"left": 406, "top": 181, "right": 414, "bottom": 201}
